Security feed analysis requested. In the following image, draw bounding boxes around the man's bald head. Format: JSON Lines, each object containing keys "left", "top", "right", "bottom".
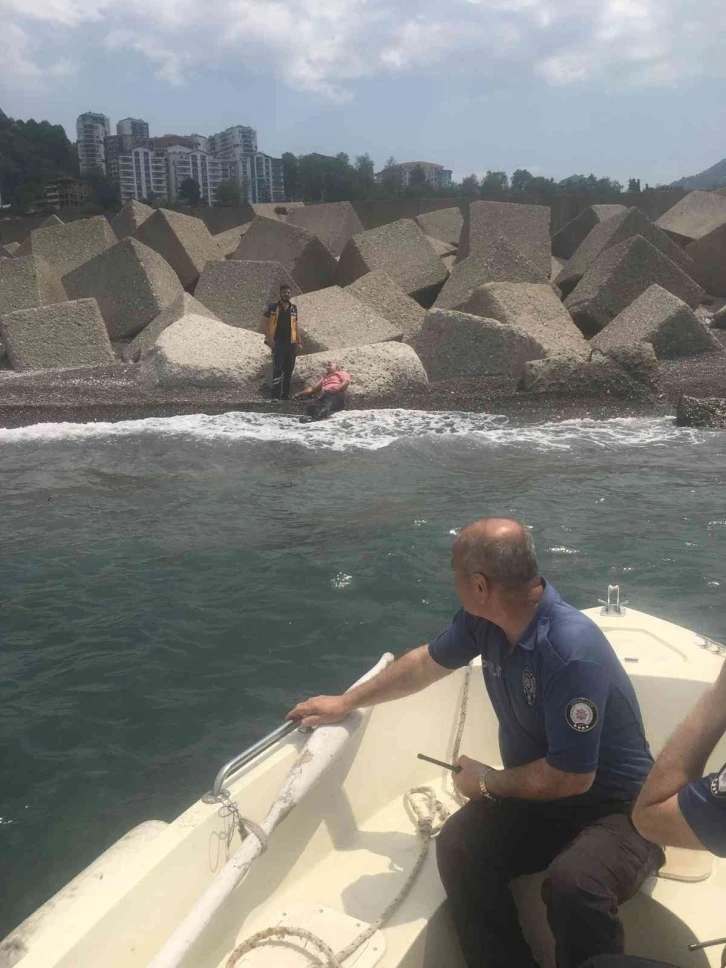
{"left": 453, "top": 518, "right": 539, "bottom": 592}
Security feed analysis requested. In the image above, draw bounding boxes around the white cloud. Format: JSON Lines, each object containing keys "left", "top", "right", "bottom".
{"left": 1, "top": 0, "right": 726, "bottom": 99}
{"left": 0, "top": 21, "right": 79, "bottom": 89}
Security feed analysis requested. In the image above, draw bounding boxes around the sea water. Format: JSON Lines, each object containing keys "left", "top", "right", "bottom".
{"left": 1, "top": 409, "right": 725, "bottom": 935}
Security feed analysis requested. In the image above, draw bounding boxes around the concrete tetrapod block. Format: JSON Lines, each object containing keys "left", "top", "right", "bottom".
{"left": 434, "top": 235, "right": 547, "bottom": 312}
{"left": 686, "top": 222, "right": 726, "bottom": 297}
{"left": 564, "top": 236, "right": 705, "bottom": 337}
{"left": 290, "top": 342, "right": 428, "bottom": 400}
{"left": 656, "top": 191, "right": 726, "bottom": 247}
{"left": 122, "top": 293, "right": 220, "bottom": 362}
{"left": 345, "top": 270, "right": 426, "bottom": 341}
{"left": 591, "top": 284, "right": 723, "bottom": 359}
{"left": 676, "top": 396, "right": 726, "bottom": 429}
{"left": 194, "top": 260, "right": 300, "bottom": 330}
{"left": 520, "top": 344, "right": 659, "bottom": 400}
{"left": 232, "top": 216, "right": 337, "bottom": 293}
{"left": 415, "top": 207, "right": 463, "bottom": 247}
{"left": 286, "top": 202, "right": 364, "bottom": 258}
{"left": 462, "top": 282, "right": 588, "bottom": 357}
{"left": 22, "top": 216, "right": 117, "bottom": 278}
{"left": 712, "top": 304, "right": 726, "bottom": 329}
{"left": 555, "top": 208, "right": 698, "bottom": 298}
{"left": 132, "top": 209, "right": 221, "bottom": 290}
{"left": 335, "top": 219, "right": 448, "bottom": 307}
{"left": 3, "top": 242, "right": 20, "bottom": 255}
{"left": 0, "top": 255, "right": 67, "bottom": 316}
{"left": 110, "top": 199, "right": 155, "bottom": 241}
{"left": 213, "top": 223, "right": 252, "bottom": 259}
{"left": 295, "top": 286, "right": 403, "bottom": 353}
{"left": 551, "top": 205, "right": 627, "bottom": 260}
{"left": 0, "top": 244, "right": 15, "bottom": 259}
{"left": 250, "top": 202, "right": 305, "bottom": 221}
{"left": 459, "top": 201, "right": 551, "bottom": 277}
{"left": 551, "top": 256, "right": 564, "bottom": 282}
{"left": 410, "top": 308, "right": 547, "bottom": 381}
{"left": 40, "top": 214, "right": 64, "bottom": 228}
{"left": 62, "top": 237, "right": 184, "bottom": 340}
{"left": 0, "top": 298, "right": 114, "bottom": 371}
{"left": 424, "top": 235, "right": 456, "bottom": 258}
{"left": 153, "top": 314, "right": 269, "bottom": 387}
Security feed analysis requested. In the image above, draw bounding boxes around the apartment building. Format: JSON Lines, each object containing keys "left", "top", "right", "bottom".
{"left": 40, "top": 178, "right": 92, "bottom": 210}
{"left": 375, "top": 161, "right": 453, "bottom": 190}
{"left": 117, "top": 146, "right": 169, "bottom": 202}
{"left": 117, "top": 118, "right": 150, "bottom": 140}
{"left": 166, "top": 145, "right": 223, "bottom": 205}
{"left": 207, "top": 125, "right": 285, "bottom": 203}
{"left": 208, "top": 125, "right": 258, "bottom": 158}
{"left": 76, "top": 112, "right": 111, "bottom": 175}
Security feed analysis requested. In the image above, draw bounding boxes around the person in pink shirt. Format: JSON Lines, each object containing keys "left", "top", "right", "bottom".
{"left": 294, "top": 360, "right": 351, "bottom": 422}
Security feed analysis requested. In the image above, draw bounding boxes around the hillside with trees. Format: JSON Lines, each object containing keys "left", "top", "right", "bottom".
{"left": 671, "top": 158, "right": 726, "bottom": 190}
{"left": 0, "top": 108, "right": 77, "bottom": 209}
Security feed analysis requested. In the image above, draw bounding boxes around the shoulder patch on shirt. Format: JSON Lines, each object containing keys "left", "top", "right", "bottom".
{"left": 566, "top": 697, "right": 598, "bottom": 732}
{"left": 522, "top": 667, "right": 537, "bottom": 706}
{"left": 710, "top": 764, "right": 726, "bottom": 799}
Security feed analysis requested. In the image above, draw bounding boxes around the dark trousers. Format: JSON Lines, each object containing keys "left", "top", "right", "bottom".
{"left": 306, "top": 390, "right": 346, "bottom": 421}
{"left": 436, "top": 797, "right": 664, "bottom": 968}
{"left": 272, "top": 342, "right": 296, "bottom": 399}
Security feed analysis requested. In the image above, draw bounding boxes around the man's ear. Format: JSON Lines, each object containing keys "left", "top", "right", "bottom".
{"left": 473, "top": 572, "right": 489, "bottom": 597}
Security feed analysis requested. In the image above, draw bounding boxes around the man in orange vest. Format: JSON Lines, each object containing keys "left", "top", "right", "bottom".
{"left": 262, "top": 284, "right": 302, "bottom": 401}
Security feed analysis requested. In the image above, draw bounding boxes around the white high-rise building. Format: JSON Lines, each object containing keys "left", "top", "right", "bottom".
{"left": 117, "top": 146, "right": 168, "bottom": 202}
{"left": 208, "top": 124, "right": 284, "bottom": 203}
{"left": 116, "top": 117, "right": 150, "bottom": 140}
{"left": 166, "top": 145, "right": 223, "bottom": 206}
{"left": 208, "top": 125, "right": 258, "bottom": 158}
{"left": 76, "top": 112, "right": 111, "bottom": 175}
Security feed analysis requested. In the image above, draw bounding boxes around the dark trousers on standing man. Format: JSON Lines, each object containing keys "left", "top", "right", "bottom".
{"left": 272, "top": 342, "right": 297, "bottom": 399}
{"left": 436, "top": 797, "right": 664, "bottom": 968}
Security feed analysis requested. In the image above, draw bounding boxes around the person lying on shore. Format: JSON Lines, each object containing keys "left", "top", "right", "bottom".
{"left": 293, "top": 361, "right": 351, "bottom": 422}
{"left": 632, "top": 653, "right": 726, "bottom": 857}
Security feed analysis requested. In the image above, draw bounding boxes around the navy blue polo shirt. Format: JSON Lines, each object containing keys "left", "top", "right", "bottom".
{"left": 428, "top": 580, "right": 653, "bottom": 802}
{"left": 679, "top": 765, "right": 726, "bottom": 856}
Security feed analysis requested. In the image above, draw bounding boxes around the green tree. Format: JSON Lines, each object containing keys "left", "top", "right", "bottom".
{"left": 479, "top": 170, "right": 509, "bottom": 195}
{"left": 510, "top": 169, "right": 534, "bottom": 194}
{"left": 384, "top": 156, "right": 397, "bottom": 169}
{"left": 282, "top": 152, "right": 298, "bottom": 200}
{"left": 0, "top": 108, "right": 77, "bottom": 209}
{"left": 178, "top": 176, "right": 201, "bottom": 206}
{"left": 408, "top": 164, "right": 428, "bottom": 188}
{"left": 80, "top": 170, "right": 119, "bottom": 210}
{"left": 215, "top": 179, "right": 242, "bottom": 207}
{"left": 459, "top": 174, "right": 479, "bottom": 195}
{"left": 355, "top": 153, "right": 375, "bottom": 182}
{"left": 628, "top": 178, "right": 641, "bottom": 193}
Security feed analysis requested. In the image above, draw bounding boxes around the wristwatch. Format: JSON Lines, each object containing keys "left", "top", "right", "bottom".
{"left": 478, "top": 767, "right": 497, "bottom": 801}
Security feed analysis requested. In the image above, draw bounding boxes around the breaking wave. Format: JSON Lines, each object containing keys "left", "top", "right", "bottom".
{"left": 0, "top": 409, "right": 706, "bottom": 452}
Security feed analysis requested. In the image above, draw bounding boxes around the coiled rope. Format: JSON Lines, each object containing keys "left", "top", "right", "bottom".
{"left": 225, "top": 664, "right": 472, "bottom": 968}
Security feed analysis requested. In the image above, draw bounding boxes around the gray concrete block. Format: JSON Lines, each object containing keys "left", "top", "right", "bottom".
{"left": 686, "top": 222, "right": 726, "bottom": 296}
{"left": 520, "top": 344, "right": 659, "bottom": 400}
{"left": 3, "top": 242, "right": 20, "bottom": 255}
{"left": 460, "top": 201, "right": 551, "bottom": 277}
{"left": 591, "top": 284, "right": 722, "bottom": 358}
{"left": 23, "top": 216, "right": 117, "bottom": 278}
{"left": 551, "top": 204, "right": 627, "bottom": 260}
{"left": 287, "top": 202, "right": 364, "bottom": 258}
{"left": 232, "top": 216, "right": 336, "bottom": 293}
{"left": 335, "top": 218, "right": 448, "bottom": 306}
{"left": 110, "top": 199, "right": 154, "bottom": 241}
{"left": 291, "top": 342, "right": 428, "bottom": 399}
{"left": 411, "top": 308, "right": 547, "bottom": 380}
{"left": 462, "top": 281, "right": 588, "bottom": 357}
{"left": 251, "top": 202, "right": 305, "bottom": 221}
{"left": 62, "top": 237, "right": 184, "bottom": 339}
{"left": 122, "top": 293, "right": 220, "bottom": 362}
{"left": 0, "top": 255, "right": 67, "bottom": 316}
{"left": 415, "top": 207, "right": 463, "bottom": 246}
{"left": 425, "top": 235, "right": 456, "bottom": 258}
{"left": 345, "top": 270, "right": 426, "bottom": 340}
{"left": 0, "top": 297, "right": 114, "bottom": 371}
{"left": 133, "top": 209, "right": 221, "bottom": 290}
{"left": 565, "top": 236, "right": 705, "bottom": 337}
{"left": 0, "top": 244, "right": 15, "bottom": 259}
{"left": 194, "top": 260, "right": 300, "bottom": 329}
{"left": 656, "top": 191, "right": 726, "bottom": 246}
{"left": 40, "top": 214, "right": 64, "bottom": 228}
{"left": 154, "top": 314, "right": 269, "bottom": 387}
{"left": 551, "top": 256, "right": 564, "bottom": 282}
{"left": 676, "top": 395, "right": 726, "bottom": 428}
{"left": 435, "top": 236, "right": 547, "bottom": 311}
{"left": 213, "top": 223, "right": 252, "bottom": 259}
{"left": 296, "top": 286, "right": 403, "bottom": 352}
{"left": 555, "top": 207, "right": 698, "bottom": 297}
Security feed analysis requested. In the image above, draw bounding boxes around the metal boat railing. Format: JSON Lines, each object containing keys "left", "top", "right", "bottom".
{"left": 202, "top": 720, "right": 306, "bottom": 802}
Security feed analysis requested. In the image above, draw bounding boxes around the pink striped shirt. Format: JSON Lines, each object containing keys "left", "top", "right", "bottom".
{"left": 320, "top": 370, "right": 351, "bottom": 393}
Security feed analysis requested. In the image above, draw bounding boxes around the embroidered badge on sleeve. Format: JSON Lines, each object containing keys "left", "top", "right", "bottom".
{"left": 566, "top": 698, "right": 598, "bottom": 732}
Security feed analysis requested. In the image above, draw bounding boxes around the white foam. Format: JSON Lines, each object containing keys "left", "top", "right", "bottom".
{"left": 0, "top": 409, "right": 706, "bottom": 453}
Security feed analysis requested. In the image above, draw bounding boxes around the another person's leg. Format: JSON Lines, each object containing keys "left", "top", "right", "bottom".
{"left": 271, "top": 344, "right": 284, "bottom": 400}
{"left": 543, "top": 812, "right": 664, "bottom": 968}
{"left": 436, "top": 799, "right": 581, "bottom": 968}
{"left": 282, "top": 346, "right": 297, "bottom": 400}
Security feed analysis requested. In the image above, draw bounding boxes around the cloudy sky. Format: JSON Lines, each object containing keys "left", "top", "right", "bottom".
{"left": 1, "top": 0, "right": 725, "bottom": 185}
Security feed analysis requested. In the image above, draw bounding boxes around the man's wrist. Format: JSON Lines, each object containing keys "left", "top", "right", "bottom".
{"left": 479, "top": 767, "right": 499, "bottom": 800}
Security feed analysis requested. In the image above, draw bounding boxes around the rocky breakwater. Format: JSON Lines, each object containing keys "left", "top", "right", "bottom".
{"left": 1, "top": 193, "right": 726, "bottom": 427}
